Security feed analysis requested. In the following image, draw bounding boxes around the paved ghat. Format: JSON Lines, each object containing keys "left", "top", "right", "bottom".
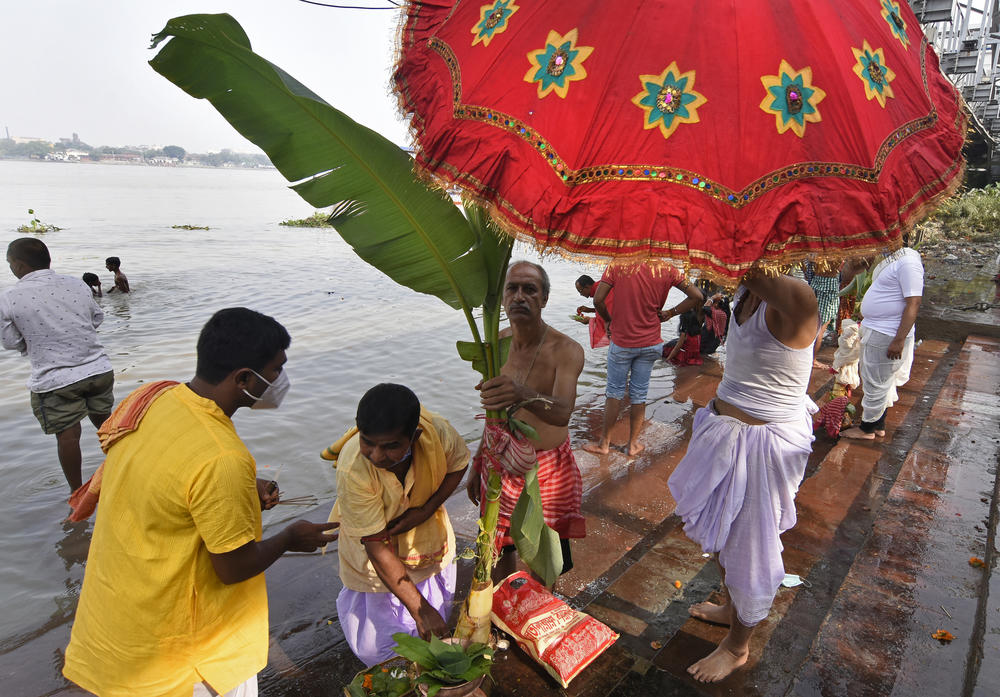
{"left": 475, "top": 334, "right": 1000, "bottom": 697}
{"left": 40, "top": 333, "right": 999, "bottom": 697}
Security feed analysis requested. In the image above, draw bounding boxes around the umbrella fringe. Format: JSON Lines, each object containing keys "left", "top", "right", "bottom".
{"left": 392, "top": 2, "right": 968, "bottom": 289}
{"left": 409, "top": 152, "right": 962, "bottom": 290}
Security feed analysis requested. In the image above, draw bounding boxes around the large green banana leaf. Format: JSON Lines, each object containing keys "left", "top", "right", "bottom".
{"left": 150, "top": 11, "right": 562, "bottom": 602}
{"left": 149, "top": 13, "right": 485, "bottom": 311}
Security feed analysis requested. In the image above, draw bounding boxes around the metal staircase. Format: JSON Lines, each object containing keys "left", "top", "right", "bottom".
{"left": 910, "top": 0, "right": 1000, "bottom": 162}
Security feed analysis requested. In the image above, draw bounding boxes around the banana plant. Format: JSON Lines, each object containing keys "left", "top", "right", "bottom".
{"left": 149, "top": 13, "right": 560, "bottom": 645}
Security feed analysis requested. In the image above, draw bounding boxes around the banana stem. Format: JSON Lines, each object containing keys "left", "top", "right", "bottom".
{"left": 454, "top": 235, "right": 511, "bottom": 645}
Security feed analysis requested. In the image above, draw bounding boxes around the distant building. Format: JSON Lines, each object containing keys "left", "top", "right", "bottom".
{"left": 99, "top": 152, "right": 143, "bottom": 162}
{"left": 11, "top": 136, "right": 51, "bottom": 145}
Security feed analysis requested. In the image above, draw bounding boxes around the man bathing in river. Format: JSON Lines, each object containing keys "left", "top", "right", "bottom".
{"left": 668, "top": 271, "right": 818, "bottom": 682}
{"left": 105, "top": 255, "right": 130, "bottom": 293}
{"left": 467, "top": 261, "right": 586, "bottom": 583}
{"left": 2, "top": 238, "right": 115, "bottom": 492}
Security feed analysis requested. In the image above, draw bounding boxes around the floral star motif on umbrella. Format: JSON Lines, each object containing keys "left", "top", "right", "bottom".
{"left": 523, "top": 28, "right": 594, "bottom": 99}
{"left": 880, "top": 0, "right": 910, "bottom": 49}
{"left": 852, "top": 40, "right": 896, "bottom": 107}
{"left": 759, "top": 60, "right": 826, "bottom": 138}
{"left": 631, "top": 62, "right": 707, "bottom": 140}
{"left": 471, "top": 0, "right": 520, "bottom": 47}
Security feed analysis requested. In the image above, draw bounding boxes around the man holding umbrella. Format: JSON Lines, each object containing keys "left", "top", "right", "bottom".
{"left": 668, "top": 272, "right": 818, "bottom": 682}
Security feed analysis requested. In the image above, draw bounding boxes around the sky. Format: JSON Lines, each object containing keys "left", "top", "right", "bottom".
{"left": 1, "top": 0, "right": 409, "bottom": 152}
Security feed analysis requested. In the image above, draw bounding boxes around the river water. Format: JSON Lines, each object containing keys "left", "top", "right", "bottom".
{"left": 0, "top": 160, "right": 691, "bottom": 694}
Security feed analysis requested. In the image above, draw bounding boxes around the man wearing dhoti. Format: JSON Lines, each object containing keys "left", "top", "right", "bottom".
{"left": 841, "top": 247, "right": 923, "bottom": 440}
{"left": 668, "top": 273, "right": 819, "bottom": 682}
{"left": 327, "top": 383, "right": 469, "bottom": 666}
{"left": 468, "top": 261, "right": 586, "bottom": 582}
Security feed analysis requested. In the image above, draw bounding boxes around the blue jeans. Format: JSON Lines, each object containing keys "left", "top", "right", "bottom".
{"left": 606, "top": 341, "right": 663, "bottom": 404}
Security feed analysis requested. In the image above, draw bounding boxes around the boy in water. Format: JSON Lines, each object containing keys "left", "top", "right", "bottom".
{"left": 105, "top": 256, "right": 130, "bottom": 293}
{"left": 82, "top": 272, "right": 102, "bottom": 297}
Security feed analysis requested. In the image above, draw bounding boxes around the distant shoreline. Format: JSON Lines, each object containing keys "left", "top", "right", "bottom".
{"left": 0, "top": 156, "right": 275, "bottom": 171}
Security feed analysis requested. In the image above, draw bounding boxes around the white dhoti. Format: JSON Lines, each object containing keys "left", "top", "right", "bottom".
{"left": 859, "top": 326, "right": 914, "bottom": 423}
{"left": 668, "top": 403, "right": 815, "bottom": 626}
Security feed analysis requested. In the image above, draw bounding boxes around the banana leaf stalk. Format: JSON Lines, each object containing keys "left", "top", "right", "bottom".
{"left": 147, "top": 11, "right": 558, "bottom": 650}
{"left": 454, "top": 241, "right": 510, "bottom": 645}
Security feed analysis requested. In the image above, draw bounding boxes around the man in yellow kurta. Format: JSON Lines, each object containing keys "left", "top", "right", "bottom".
{"left": 326, "top": 383, "right": 469, "bottom": 666}
{"left": 63, "top": 308, "right": 338, "bottom": 697}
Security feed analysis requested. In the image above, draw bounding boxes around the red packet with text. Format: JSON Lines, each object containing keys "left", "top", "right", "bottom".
{"left": 491, "top": 571, "right": 619, "bottom": 687}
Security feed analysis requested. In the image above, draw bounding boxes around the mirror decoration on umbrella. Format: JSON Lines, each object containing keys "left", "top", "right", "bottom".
{"left": 394, "top": 0, "right": 968, "bottom": 284}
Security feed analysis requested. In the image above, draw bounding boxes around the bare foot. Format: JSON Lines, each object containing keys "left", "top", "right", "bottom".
{"left": 627, "top": 442, "right": 645, "bottom": 456}
{"left": 583, "top": 441, "right": 610, "bottom": 455}
{"left": 812, "top": 359, "right": 831, "bottom": 370}
{"left": 840, "top": 427, "right": 874, "bottom": 440}
{"left": 689, "top": 601, "right": 731, "bottom": 626}
{"left": 874, "top": 429, "right": 886, "bottom": 437}
{"left": 687, "top": 641, "right": 749, "bottom": 683}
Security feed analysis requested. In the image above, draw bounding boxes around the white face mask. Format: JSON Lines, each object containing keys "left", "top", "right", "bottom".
{"left": 243, "top": 368, "right": 290, "bottom": 409}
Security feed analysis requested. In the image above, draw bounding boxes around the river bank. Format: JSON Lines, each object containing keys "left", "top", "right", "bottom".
{"left": 0, "top": 159, "right": 688, "bottom": 696}
{"left": 3, "top": 157, "right": 997, "bottom": 695}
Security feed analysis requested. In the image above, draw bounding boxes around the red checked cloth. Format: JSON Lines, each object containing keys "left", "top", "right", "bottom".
{"left": 814, "top": 395, "right": 851, "bottom": 439}
{"left": 476, "top": 435, "right": 586, "bottom": 549}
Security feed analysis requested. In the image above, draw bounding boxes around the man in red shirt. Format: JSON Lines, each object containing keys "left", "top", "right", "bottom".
{"left": 583, "top": 261, "right": 702, "bottom": 456}
{"left": 575, "top": 274, "right": 612, "bottom": 349}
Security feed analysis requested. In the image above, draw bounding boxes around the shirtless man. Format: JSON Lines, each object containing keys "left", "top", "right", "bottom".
{"left": 105, "top": 256, "right": 130, "bottom": 293}
{"left": 467, "top": 261, "right": 586, "bottom": 582}
{"left": 668, "top": 272, "right": 818, "bottom": 682}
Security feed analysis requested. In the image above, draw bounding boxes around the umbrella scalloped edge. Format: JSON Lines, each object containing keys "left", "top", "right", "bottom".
{"left": 392, "top": 0, "right": 968, "bottom": 288}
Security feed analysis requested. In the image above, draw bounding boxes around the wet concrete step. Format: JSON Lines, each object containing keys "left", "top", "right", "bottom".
{"left": 245, "top": 335, "right": 988, "bottom": 697}
{"left": 634, "top": 340, "right": 958, "bottom": 697}
{"left": 790, "top": 335, "right": 1000, "bottom": 697}
{"left": 476, "top": 337, "right": 963, "bottom": 697}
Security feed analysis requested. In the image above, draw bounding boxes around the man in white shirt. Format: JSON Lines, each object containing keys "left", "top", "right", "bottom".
{"left": 3, "top": 238, "right": 115, "bottom": 491}
{"left": 841, "top": 247, "right": 923, "bottom": 440}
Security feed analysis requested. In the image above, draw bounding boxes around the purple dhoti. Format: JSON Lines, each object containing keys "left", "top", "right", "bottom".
{"left": 336, "top": 564, "right": 456, "bottom": 666}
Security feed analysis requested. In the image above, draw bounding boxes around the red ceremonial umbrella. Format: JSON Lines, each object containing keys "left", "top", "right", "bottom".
{"left": 393, "top": 0, "right": 967, "bottom": 283}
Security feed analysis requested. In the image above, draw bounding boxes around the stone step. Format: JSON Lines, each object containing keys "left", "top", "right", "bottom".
{"left": 790, "top": 335, "right": 1000, "bottom": 697}
{"left": 484, "top": 337, "right": 964, "bottom": 696}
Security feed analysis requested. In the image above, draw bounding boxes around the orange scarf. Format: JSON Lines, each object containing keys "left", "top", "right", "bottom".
{"left": 66, "top": 380, "right": 179, "bottom": 522}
